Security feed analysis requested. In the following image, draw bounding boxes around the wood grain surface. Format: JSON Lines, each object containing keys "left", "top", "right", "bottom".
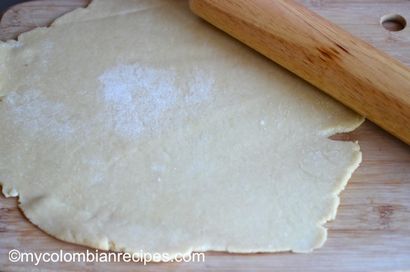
{"left": 0, "top": 1, "right": 410, "bottom": 271}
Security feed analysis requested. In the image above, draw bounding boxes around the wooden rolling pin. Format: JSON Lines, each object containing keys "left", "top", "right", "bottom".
{"left": 189, "top": 0, "right": 410, "bottom": 145}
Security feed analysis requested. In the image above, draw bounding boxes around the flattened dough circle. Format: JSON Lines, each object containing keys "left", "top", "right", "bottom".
{"left": 0, "top": 0, "right": 363, "bottom": 258}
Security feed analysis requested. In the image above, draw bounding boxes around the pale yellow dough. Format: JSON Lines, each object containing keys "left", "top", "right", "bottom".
{"left": 0, "top": 0, "right": 363, "bottom": 259}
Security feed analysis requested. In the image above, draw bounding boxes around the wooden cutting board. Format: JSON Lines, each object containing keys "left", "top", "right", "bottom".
{"left": 0, "top": 1, "right": 409, "bottom": 271}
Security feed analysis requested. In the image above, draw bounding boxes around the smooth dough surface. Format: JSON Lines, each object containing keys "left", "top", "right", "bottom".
{"left": 0, "top": 0, "right": 364, "bottom": 258}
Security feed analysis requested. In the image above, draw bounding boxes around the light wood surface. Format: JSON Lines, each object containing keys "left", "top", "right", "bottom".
{"left": 190, "top": 0, "right": 410, "bottom": 145}
{"left": 1, "top": 1, "right": 410, "bottom": 271}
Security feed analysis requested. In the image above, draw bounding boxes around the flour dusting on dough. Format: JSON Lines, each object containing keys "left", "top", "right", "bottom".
{"left": 2, "top": 89, "right": 73, "bottom": 138}
{"left": 99, "top": 64, "right": 214, "bottom": 138}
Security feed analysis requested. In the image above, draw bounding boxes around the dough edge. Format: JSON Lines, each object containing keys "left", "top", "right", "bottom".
{"left": 0, "top": 128, "right": 364, "bottom": 260}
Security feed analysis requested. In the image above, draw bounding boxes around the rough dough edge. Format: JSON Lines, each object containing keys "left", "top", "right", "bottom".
{"left": 0, "top": 122, "right": 364, "bottom": 261}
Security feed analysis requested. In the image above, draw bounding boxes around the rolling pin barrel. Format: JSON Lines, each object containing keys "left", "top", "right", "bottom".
{"left": 190, "top": 0, "right": 410, "bottom": 144}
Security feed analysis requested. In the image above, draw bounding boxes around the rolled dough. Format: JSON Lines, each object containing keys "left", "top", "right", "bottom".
{"left": 0, "top": 0, "right": 363, "bottom": 259}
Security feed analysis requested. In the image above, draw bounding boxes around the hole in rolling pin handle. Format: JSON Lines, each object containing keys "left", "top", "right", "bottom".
{"left": 380, "top": 14, "right": 407, "bottom": 32}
